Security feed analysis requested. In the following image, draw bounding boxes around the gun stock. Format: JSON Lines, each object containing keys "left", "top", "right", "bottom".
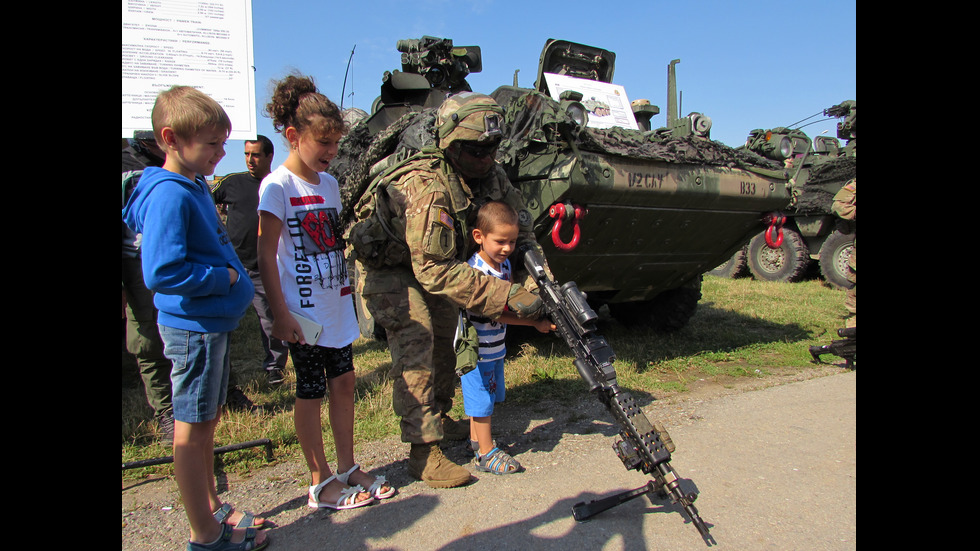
{"left": 523, "top": 249, "right": 713, "bottom": 543}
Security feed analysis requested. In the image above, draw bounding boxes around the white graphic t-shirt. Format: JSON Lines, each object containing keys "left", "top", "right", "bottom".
{"left": 257, "top": 165, "right": 359, "bottom": 349}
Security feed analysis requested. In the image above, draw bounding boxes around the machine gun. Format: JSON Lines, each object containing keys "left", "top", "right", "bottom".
{"left": 809, "top": 327, "right": 856, "bottom": 369}
{"left": 523, "top": 248, "right": 713, "bottom": 544}
{"left": 395, "top": 35, "right": 482, "bottom": 92}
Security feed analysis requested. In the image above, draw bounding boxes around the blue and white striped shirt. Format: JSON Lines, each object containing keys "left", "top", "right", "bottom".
{"left": 466, "top": 253, "right": 512, "bottom": 362}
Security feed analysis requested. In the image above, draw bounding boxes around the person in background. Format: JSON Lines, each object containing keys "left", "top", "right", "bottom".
{"left": 122, "top": 131, "right": 174, "bottom": 443}
{"left": 831, "top": 178, "right": 856, "bottom": 328}
{"left": 212, "top": 135, "right": 289, "bottom": 389}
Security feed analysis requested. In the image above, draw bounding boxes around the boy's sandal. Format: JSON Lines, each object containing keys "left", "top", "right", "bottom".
{"left": 336, "top": 463, "right": 396, "bottom": 499}
{"left": 212, "top": 503, "right": 265, "bottom": 530}
{"left": 475, "top": 447, "right": 523, "bottom": 475}
{"left": 308, "top": 474, "right": 375, "bottom": 510}
{"left": 187, "top": 523, "right": 268, "bottom": 551}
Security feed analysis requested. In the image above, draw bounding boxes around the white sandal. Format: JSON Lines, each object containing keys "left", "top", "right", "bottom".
{"left": 337, "top": 463, "right": 396, "bottom": 499}
{"left": 307, "top": 474, "right": 375, "bottom": 509}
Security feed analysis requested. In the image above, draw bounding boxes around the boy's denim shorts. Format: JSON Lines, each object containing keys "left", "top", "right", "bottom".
{"left": 460, "top": 357, "right": 505, "bottom": 417}
{"left": 158, "top": 325, "right": 231, "bottom": 423}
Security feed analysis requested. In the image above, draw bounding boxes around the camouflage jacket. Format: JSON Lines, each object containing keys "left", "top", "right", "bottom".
{"left": 349, "top": 149, "right": 540, "bottom": 320}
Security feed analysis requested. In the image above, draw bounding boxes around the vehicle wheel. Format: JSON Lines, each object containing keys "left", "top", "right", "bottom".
{"left": 746, "top": 228, "right": 810, "bottom": 283}
{"left": 707, "top": 245, "right": 748, "bottom": 278}
{"left": 818, "top": 230, "right": 855, "bottom": 290}
{"left": 609, "top": 277, "right": 702, "bottom": 332}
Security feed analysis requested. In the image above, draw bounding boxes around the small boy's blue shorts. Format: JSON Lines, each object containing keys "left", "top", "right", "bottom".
{"left": 159, "top": 325, "right": 231, "bottom": 423}
{"left": 461, "top": 358, "right": 506, "bottom": 417}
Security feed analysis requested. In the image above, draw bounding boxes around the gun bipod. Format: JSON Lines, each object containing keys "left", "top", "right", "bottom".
{"left": 572, "top": 480, "right": 660, "bottom": 521}
{"left": 572, "top": 478, "right": 715, "bottom": 544}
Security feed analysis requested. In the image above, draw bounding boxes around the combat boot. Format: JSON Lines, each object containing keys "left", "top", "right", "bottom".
{"left": 441, "top": 414, "right": 470, "bottom": 441}
{"left": 408, "top": 443, "right": 473, "bottom": 488}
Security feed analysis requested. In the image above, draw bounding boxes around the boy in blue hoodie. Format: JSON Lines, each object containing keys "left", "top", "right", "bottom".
{"left": 122, "top": 86, "right": 268, "bottom": 551}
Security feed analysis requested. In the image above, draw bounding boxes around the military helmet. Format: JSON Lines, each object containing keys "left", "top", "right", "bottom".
{"left": 436, "top": 92, "right": 504, "bottom": 149}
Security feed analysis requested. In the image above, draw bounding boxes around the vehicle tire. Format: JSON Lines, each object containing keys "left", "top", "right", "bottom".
{"left": 818, "top": 229, "right": 855, "bottom": 290}
{"left": 707, "top": 245, "right": 748, "bottom": 278}
{"left": 609, "top": 277, "right": 702, "bottom": 332}
{"left": 746, "top": 228, "right": 810, "bottom": 283}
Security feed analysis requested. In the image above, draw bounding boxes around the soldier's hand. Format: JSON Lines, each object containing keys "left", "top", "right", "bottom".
{"left": 507, "top": 284, "right": 543, "bottom": 319}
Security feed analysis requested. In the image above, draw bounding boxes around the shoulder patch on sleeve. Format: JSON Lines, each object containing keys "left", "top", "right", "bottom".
{"left": 437, "top": 208, "right": 454, "bottom": 229}
{"left": 518, "top": 209, "right": 533, "bottom": 228}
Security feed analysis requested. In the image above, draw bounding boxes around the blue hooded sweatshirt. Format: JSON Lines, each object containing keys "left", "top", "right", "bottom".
{"left": 122, "top": 166, "right": 254, "bottom": 333}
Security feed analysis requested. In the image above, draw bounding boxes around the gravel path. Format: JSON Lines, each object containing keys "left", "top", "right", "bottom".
{"left": 122, "top": 365, "right": 854, "bottom": 550}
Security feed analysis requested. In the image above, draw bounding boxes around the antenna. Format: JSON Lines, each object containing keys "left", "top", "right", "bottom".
{"left": 667, "top": 59, "right": 680, "bottom": 125}
{"left": 340, "top": 44, "right": 356, "bottom": 109}
{"left": 787, "top": 110, "right": 823, "bottom": 129}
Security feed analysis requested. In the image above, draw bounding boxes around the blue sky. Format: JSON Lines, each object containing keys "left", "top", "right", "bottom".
{"left": 212, "top": 0, "right": 856, "bottom": 177}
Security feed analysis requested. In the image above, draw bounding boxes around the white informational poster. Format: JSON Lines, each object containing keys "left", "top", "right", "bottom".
{"left": 543, "top": 72, "right": 639, "bottom": 131}
{"left": 122, "top": 0, "right": 256, "bottom": 140}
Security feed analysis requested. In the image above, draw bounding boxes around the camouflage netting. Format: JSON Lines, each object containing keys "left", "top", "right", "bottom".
{"left": 497, "top": 90, "right": 787, "bottom": 173}
{"left": 329, "top": 90, "right": 796, "bottom": 229}
{"left": 329, "top": 109, "right": 437, "bottom": 231}
{"left": 792, "top": 155, "right": 856, "bottom": 214}
{"left": 578, "top": 127, "right": 784, "bottom": 170}
{"left": 803, "top": 154, "right": 856, "bottom": 186}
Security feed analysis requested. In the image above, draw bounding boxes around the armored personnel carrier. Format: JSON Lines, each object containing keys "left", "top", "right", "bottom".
{"left": 331, "top": 36, "right": 796, "bottom": 333}
{"left": 708, "top": 101, "right": 855, "bottom": 288}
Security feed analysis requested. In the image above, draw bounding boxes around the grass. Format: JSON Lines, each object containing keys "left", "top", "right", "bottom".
{"left": 121, "top": 273, "right": 850, "bottom": 480}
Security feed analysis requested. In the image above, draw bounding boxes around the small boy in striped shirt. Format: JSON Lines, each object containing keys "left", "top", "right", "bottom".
{"left": 461, "top": 200, "right": 554, "bottom": 475}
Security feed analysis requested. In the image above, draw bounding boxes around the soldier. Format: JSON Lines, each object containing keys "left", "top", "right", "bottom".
{"left": 831, "top": 178, "right": 856, "bottom": 327}
{"left": 348, "top": 92, "right": 548, "bottom": 488}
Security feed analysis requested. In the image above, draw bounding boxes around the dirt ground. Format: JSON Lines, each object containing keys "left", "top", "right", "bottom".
{"left": 122, "top": 362, "right": 848, "bottom": 550}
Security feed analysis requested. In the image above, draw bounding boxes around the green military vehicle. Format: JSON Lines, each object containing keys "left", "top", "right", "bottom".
{"left": 331, "top": 36, "right": 796, "bottom": 334}
{"left": 708, "top": 101, "right": 855, "bottom": 288}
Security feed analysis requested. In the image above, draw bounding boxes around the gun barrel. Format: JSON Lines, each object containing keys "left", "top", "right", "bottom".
{"left": 655, "top": 462, "right": 713, "bottom": 540}
{"left": 691, "top": 510, "right": 712, "bottom": 539}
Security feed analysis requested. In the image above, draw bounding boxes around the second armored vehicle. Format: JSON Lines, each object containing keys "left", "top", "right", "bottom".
{"left": 709, "top": 101, "right": 856, "bottom": 288}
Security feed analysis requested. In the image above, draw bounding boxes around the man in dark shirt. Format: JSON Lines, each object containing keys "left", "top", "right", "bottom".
{"left": 212, "top": 135, "right": 288, "bottom": 387}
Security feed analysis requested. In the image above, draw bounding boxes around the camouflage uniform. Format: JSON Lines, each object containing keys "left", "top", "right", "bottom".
{"left": 832, "top": 179, "right": 856, "bottom": 327}
{"left": 351, "top": 93, "right": 543, "bottom": 446}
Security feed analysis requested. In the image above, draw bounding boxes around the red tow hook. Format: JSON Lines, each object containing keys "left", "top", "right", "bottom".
{"left": 764, "top": 212, "right": 786, "bottom": 248}
{"left": 549, "top": 202, "right": 587, "bottom": 251}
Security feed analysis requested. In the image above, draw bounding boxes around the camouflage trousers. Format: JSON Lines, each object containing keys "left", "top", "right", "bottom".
{"left": 123, "top": 257, "right": 174, "bottom": 420}
{"left": 363, "top": 271, "right": 458, "bottom": 444}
